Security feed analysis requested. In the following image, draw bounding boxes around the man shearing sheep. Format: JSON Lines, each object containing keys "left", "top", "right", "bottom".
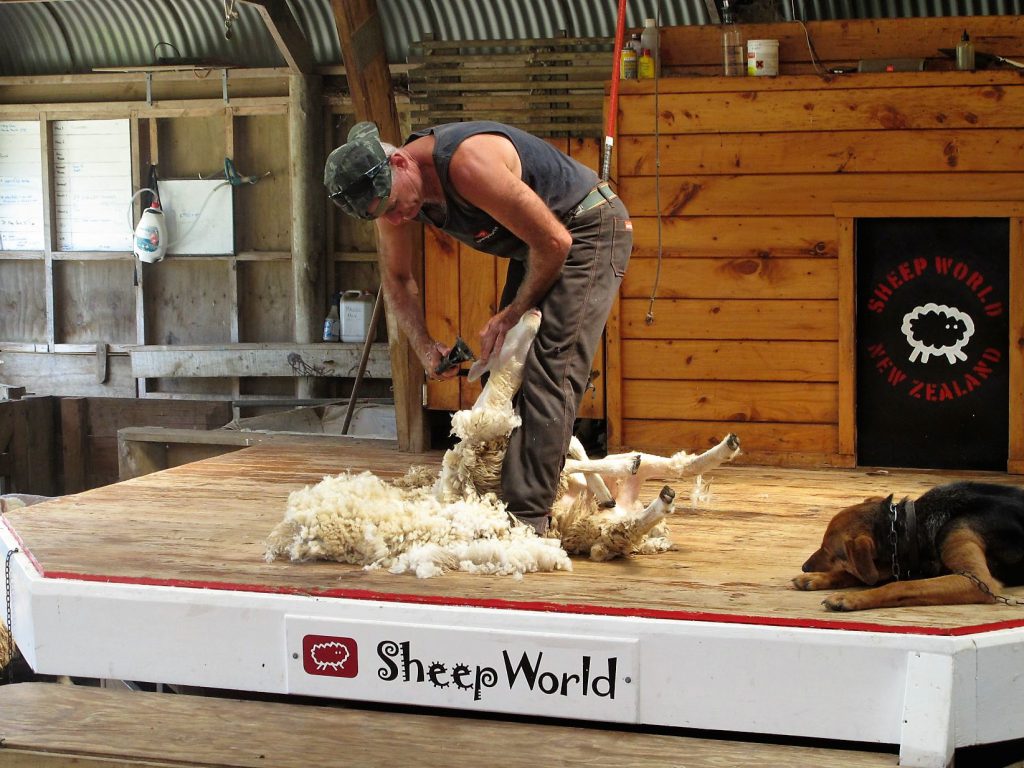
{"left": 324, "top": 120, "right": 632, "bottom": 535}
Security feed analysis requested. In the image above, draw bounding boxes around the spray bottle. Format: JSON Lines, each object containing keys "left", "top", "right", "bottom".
{"left": 323, "top": 292, "right": 341, "bottom": 342}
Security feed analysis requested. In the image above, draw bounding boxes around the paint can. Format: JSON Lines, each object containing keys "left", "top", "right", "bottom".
{"left": 747, "top": 39, "right": 779, "bottom": 77}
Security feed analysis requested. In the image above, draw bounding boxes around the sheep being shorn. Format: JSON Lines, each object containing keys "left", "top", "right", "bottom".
{"left": 265, "top": 308, "right": 740, "bottom": 577}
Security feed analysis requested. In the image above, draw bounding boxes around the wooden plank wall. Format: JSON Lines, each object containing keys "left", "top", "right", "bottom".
{"left": 60, "top": 397, "right": 232, "bottom": 492}
{"left": 0, "top": 396, "right": 57, "bottom": 497}
{"left": 612, "top": 15, "right": 1024, "bottom": 467}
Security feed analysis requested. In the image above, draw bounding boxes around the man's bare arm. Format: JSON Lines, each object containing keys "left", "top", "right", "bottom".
{"left": 376, "top": 219, "right": 454, "bottom": 378}
{"left": 448, "top": 134, "right": 573, "bottom": 362}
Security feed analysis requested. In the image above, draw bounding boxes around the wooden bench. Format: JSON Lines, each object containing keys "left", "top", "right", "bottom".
{"left": 0, "top": 682, "right": 897, "bottom": 767}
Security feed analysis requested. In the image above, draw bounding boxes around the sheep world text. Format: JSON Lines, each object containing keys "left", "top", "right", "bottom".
{"left": 377, "top": 639, "right": 620, "bottom": 702}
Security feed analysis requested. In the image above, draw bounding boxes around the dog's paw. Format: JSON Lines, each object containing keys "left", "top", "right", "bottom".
{"left": 821, "top": 593, "right": 860, "bottom": 611}
{"left": 791, "top": 573, "right": 828, "bottom": 591}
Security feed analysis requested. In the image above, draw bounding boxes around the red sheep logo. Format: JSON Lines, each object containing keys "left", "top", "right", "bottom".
{"left": 302, "top": 635, "right": 358, "bottom": 678}
{"left": 900, "top": 302, "right": 975, "bottom": 365}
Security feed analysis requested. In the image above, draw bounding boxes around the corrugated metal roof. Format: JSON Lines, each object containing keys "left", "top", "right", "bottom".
{"left": 0, "top": 0, "right": 1020, "bottom": 77}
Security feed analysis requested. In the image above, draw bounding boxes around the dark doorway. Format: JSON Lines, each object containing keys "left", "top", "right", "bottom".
{"left": 856, "top": 218, "right": 1009, "bottom": 470}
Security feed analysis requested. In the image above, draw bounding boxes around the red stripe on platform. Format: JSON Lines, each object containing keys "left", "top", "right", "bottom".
{"left": 1, "top": 516, "right": 44, "bottom": 576}
{"left": 35, "top": 566, "right": 1024, "bottom": 637}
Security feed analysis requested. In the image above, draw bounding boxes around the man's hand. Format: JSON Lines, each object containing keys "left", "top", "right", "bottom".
{"left": 422, "top": 340, "right": 460, "bottom": 381}
{"left": 478, "top": 307, "right": 522, "bottom": 367}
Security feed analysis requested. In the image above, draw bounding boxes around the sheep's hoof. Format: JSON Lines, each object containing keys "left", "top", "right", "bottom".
{"left": 659, "top": 485, "right": 675, "bottom": 504}
{"left": 598, "top": 499, "right": 617, "bottom": 509}
{"left": 629, "top": 454, "right": 641, "bottom": 474}
{"left": 726, "top": 433, "right": 740, "bottom": 451}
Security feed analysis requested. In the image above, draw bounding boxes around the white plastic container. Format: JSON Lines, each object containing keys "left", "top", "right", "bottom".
{"left": 747, "top": 39, "right": 779, "bottom": 77}
{"left": 340, "top": 290, "right": 374, "bottom": 343}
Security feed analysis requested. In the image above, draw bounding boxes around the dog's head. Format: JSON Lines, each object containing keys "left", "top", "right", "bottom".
{"left": 802, "top": 495, "right": 892, "bottom": 585}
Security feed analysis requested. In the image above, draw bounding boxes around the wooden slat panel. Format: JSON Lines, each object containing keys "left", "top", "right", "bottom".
{"left": 630, "top": 216, "right": 837, "bottom": 259}
{"left": 0, "top": 353, "right": 136, "bottom": 397}
{"left": 618, "top": 83, "right": 1024, "bottom": 136}
{"left": 622, "top": 419, "right": 838, "bottom": 458}
{"left": 623, "top": 380, "right": 837, "bottom": 423}
{"left": 619, "top": 129, "right": 1024, "bottom": 176}
{"left": 623, "top": 258, "right": 837, "bottom": 300}
{"left": 409, "top": 36, "right": 613, "bottom": 138}
{"left": 622, "top": 340, "right": 837, "bottom": 382}
{"left": 620, "top": 174, "right": 1024, "bottom": 217}
{"left": 622, "top": 298, "right": 837, "bottom": 341}
{"left": 130, "top": 344, "right": 391, "bottom": 378}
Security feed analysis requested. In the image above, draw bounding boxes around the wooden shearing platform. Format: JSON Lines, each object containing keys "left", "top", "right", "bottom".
{"left": 4, "top": 442, "right": 1024, "bottom": 767}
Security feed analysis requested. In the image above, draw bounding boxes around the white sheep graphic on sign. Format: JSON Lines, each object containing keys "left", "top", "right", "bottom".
{"left": 901, "top": 302, "right": 975, "bottom": 365}
{"left": 310, "top": 640, "right": 351, "bottom": 672}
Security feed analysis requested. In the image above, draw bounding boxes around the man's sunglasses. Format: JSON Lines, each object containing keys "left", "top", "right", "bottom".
{"left": 329, "top": 158, "right": 389, "bottom": 220}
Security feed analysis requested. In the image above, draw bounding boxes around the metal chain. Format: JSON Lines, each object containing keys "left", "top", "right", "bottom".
{"left": 5, "top": 547, "right": 19, "bottom": 684}
{"left": 956, "top": 570, "right": 1024, "bottom": 607}
{"left": 223, "top": 0, "right": 239, "bottom": 39}
{"left": 888, "top": 501, "right": 901, "bottom": 581}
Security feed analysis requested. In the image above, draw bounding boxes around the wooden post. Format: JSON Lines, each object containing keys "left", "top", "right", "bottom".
{"left": 330, "top": 0, "right": 429, "bottom": 453}
{"left": 289, "top": 74, "right": 323, "bottom": 399}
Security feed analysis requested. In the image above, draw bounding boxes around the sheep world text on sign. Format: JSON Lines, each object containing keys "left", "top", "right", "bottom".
{"left": 285, "top": 618, "right": 640, "bottom": 720}
{"left": 265, "top": 308, "right": 741, "bottom": 577}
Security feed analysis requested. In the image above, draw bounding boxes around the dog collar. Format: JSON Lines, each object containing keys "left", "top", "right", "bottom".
{"left": 888, "top": 498, "right": 920, "bottom": 580}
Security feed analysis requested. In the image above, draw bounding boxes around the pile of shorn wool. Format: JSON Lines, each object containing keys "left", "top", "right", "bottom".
{"left": 264, "top": 468, "right": 570, "bottom": 579}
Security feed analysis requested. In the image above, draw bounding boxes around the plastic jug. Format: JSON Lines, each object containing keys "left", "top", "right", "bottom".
{"left": 340, "top": 290, "right": 374, "bottom": 343}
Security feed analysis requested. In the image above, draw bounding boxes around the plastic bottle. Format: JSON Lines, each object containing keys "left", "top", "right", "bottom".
{"left": 620, "top": 36, "right": 638, "bottom": 80}
{"left": 323, "top": 292, "right": 341, "bottom": 342}
{"left": 721, "top": 0, "right": 745, "bottom": 76}
{"left": 639, "top": 18, "right": 659, "bottom": 77}
{"left": 956, "top": 30, "right": 975, "bottom": 71}
{"left": 133, "top": 200, "right": 167, "bottom": 263}
{"left": 638, "top": 48, "right": 655, "bottom": 79}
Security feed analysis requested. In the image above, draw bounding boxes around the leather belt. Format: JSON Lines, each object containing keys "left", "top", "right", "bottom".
{"left": 570, "top": 182, "right": 617, "bottom": 217}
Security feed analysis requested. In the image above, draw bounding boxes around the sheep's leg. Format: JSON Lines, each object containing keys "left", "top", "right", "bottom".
{"left": 633, "top": 485, "right": 677, "bottom": 533}
{"left": 566, "top": 436, "right": 616, "bottom": 508}
{"left": 626, "top": 433, "right": 740, "bottom": 482}
{"left": 564, "top": 434, "right": 739, "bottom": 483}
{"left": 562, "top": 452, "right": 641, "bottom": 480}
{"left": 588, "top": 486, "right": 677, "bottom": 562}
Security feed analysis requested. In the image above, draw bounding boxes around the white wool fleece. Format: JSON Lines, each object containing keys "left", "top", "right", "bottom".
{"left": 264, "top": 471, "right": 572, "bottom": 578}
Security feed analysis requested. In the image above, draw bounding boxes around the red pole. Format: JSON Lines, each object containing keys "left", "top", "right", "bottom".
{"left": 601, "top": 0, "right": 629, "bottom": 181}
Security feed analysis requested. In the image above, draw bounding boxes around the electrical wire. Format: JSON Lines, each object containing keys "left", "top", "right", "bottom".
{"left": 791, "top": 0, "right": 827, "bottom": 75}
{"left": 645, "top": 2, "right": 664, "bottom": 326}
{"left": 126, "top": 181, "right": 231, "bottom": 255}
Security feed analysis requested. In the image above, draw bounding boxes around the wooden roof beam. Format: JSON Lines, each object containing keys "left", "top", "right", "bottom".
{"left": 329, "top": 0, "right": 427, "bottom": 452}
{"left": 246, "top": 0, "right": 313, "bottom": 74}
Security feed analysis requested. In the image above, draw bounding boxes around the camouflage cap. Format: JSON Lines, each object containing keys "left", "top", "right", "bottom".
{"left": 324, "top": 121, "right": 392, "bottom": 220}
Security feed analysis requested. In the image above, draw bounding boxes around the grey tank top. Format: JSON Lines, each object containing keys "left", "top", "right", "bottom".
{"left": 405, "top": 121, "right": 598, "bottom": 260}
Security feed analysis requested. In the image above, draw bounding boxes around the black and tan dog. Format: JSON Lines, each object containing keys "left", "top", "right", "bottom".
{"left": 793, "top": 481, "right": 1024, "bottom": 611}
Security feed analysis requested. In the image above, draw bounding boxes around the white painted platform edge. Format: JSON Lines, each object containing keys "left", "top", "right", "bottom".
{"left": 5, "top": 525, "right": 1022, "bottom": 761}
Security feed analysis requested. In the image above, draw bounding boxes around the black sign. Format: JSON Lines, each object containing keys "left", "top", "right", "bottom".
{"left": 856, "top": 218, "right": 1009, "bottom": 470}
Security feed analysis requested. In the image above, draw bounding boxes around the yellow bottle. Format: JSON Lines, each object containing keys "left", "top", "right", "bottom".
{"left": 638, "top": 48, "right": 655, "bottom": 79}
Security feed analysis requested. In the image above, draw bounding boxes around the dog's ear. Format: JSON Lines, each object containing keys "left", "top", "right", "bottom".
{"left": 844, "top": 535, "right": 880, "bottom": 585}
